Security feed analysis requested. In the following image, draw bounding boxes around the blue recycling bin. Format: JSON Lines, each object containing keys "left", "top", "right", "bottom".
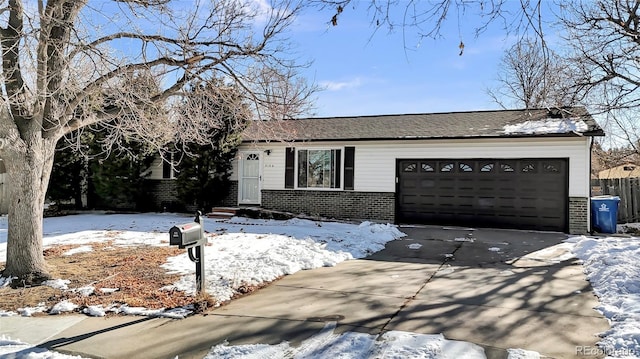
{"left": 591, "top": 196, "right": 620, "bottom": 234}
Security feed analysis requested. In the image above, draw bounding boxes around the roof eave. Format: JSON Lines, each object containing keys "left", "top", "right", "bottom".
{"left": 583, "top": 129, "right": 606, "bottom": 137}
{"left": 241, "top": 132, "right": 591, "bottom": 143}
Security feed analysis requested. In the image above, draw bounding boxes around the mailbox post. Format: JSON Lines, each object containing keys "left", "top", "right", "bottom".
{"left": 169, "top": 211, "right": 206, "bottom": 294}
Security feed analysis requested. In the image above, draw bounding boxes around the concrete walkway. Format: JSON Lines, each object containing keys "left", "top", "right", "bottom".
{"left": 1, "top": 226, "right": 609, "bottom": 359}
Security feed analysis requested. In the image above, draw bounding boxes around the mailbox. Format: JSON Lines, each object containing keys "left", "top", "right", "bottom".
{"left": 170, "top": 222, "right": 205, "bottom": 248}
{"left": 169, "top": 211, "right": 207, "bottom": 293}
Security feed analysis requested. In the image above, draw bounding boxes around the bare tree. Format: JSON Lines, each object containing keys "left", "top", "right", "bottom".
{"left": 487, "top": 38, "right": 582, "bottom": 109}
{"left": 0, "top": 0, "right": 314, "bottom": 284}
{"left": 562, "top": 2, "right": 640, "bottom": 111}
{"left": 558, "top": 2, "right": 640, "bottom": 149}
{"left": 314, "top": 0, "right": 549, "bottom": 52}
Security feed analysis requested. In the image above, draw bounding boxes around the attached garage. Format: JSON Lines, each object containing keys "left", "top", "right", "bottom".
{"left": 397, "top": 158, "right": 568, "bottom": 231}
{"left": 234, "top": 107, "right": 604, "bottom": 234}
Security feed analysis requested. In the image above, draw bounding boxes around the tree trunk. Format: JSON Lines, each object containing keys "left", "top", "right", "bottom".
{"left": 2, "top": 139, "right": 56, "bottom": 284}
{"left": 73, "top": 161, "right": 85, "bottom": 210}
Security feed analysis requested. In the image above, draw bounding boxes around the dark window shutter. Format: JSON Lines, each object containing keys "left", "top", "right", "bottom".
{"left": 285, "top": 147, "right": 295, "bottom": 188}
{"left": 162, "top": 159, "right": 172, "bottom": 179}
{"left": 297, "top": 149, "right": 307, "bottom": 188}
{"left": 344, "top": 147, "right": 355, "bottom": 190}
{"left": 334, "top": 149, "right": 341, "bottom": 188}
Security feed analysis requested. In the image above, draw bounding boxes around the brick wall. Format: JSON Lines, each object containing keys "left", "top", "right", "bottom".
{"left": 569, "top": 197, "right": 589, "bottom": 234}
{"left": 222, "top": 183, "right": 586, "bottom": 234}
{"left": 261, "top": 189, "right": 395, "bottom": 222}
{"left": 221, "top": 181, "right": 238, "bottom": 207}
{"left": 145, "top": 179, "right": 181, "bottom": 211}
{"left": 145, "top": 179, "right": 238, "bottom": 212}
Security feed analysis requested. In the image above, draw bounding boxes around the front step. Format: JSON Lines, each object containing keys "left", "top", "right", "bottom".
{"left": 206, "top": 207, "right": 238, "bottom": 219}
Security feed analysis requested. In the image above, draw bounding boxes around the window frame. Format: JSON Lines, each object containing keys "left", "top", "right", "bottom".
{"left": 295, "top": 147, "right": 344, "bottom": 190}
{"left": 162, "top": 153, "right": 177, "bottom": 179}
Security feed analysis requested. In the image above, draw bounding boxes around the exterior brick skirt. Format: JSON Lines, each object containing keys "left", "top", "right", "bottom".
{"left": 569, "top": 197, "right": 589, "bottom": 234}
{"left": 230, "top": 183, "right": 590, "bottom": 234}
{"left": 145, "top": 179, "right": 179, "bottom": 211}
{"left": 261, "top": 189, "right": 395, "bottom": 222}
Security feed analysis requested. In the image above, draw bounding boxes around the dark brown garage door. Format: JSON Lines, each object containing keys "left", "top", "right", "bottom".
{"left": 396, "top": 159, "right": 568, "bottom": 231}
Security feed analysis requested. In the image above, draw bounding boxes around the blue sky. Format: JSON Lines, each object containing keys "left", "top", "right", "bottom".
{"left": 87, "top": 1, "right": 529, "bottom": 119}
{"left": 288, "top": 4, "right": 523, "bottom": 118}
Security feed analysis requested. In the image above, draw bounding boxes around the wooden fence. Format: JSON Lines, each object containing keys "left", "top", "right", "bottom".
{"left": 592, "top": 178, "right": 640, "bottom": 223}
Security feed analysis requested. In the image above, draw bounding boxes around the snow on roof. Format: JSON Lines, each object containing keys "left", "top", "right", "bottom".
{"left": 502, "top": 117, "right": 589, "bottom": 135}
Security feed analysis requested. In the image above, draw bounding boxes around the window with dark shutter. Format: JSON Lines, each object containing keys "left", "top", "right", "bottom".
{"left": 297, "top": 149, "right": 341, "bottom": 189}
{"left": 344, "top": 147, "right": 355, "bottom": 190}
{"left": 285, "top": 147, "right": 295, "bottom": 188}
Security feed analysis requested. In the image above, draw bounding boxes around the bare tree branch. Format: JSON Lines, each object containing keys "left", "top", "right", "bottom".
{"left": 487, "top": 37, "right": 583, "bottom": 109}
{"left": 0, "top": 0, "right": 315, "bottom": 281}
{"left": 312, "top": 0, "right": 548, "bottom": 52}
{"left": 1, "top": 0, "right": 28, "bottom": 127}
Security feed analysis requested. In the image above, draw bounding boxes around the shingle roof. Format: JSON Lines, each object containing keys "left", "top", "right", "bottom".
{"left": 242, "top": 107, "right": 604, "bottom": 142}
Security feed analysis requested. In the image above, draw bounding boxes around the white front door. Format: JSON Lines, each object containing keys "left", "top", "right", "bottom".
{"left": 239, "top": 152, "right": 261, "bottom": 204}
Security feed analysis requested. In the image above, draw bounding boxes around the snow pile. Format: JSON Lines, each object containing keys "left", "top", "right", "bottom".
{"left": 0, "top": 310, "right": 16, "bottom": 317}
{"left": 50, "top": 300, "right": 79, "bottom": 315}
{"left": 572, "top": 235, "right": 640, "bottom": 355}
{"left": 78, "top": 303, "right": 192, "bottom": 318}
{"left": 83, "top": 305, "right": 107, "bottom": 317}
{"left": 0, "top": 328, "right": 528, "bottom": 359}
{"left": 114, "top": 305, "right": 193, "bottom": 319}
{"left": 507, "top": 348, "right": 540, "bottom": 359}
{"left": 70, "top": 286, "right": 96, "bottom": 297}
{"left": 63, "top": 245, "right": 93, "bottom": 256}
{"left": 0, "top": 276, "right": 12, "bottom": 288}
{"left": 206, "top": 322, "right": 487, "bottom": 358}
{"left": 502, "top": 118, "right": 588, "bottom": 135}
{"left": 43, "top": 279, "right": 71, "bottom": 290}
{"left": 16, "top": 302, "right": 47, "bottom": 317}
{"left": 0, "top": 335, "right": 87, "bottom": 358}
{"left": 99, "top": 288, "right": 119, "bottom": 294}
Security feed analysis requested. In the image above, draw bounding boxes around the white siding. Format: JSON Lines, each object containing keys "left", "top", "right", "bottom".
{"left": 262, "top": 147, "right": 285, "bottom": 190}
{"left": 147, "top": 154, "right": 181, "bottom": 180}
{"left": 147, "top": 155, "right": 165, "bottom": 180}
{"left": 236, "top": 137, "right": 592, "bottom": 198}
{"left": 229, "top": 154, "right": 239, "bottom": 181}
{"left": 233, "top": 145, "right": 284, "bottom": 189}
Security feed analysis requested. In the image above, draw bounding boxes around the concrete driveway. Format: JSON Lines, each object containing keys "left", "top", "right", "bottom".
{"left": 374, "top": 226, "right": 608, "bottom": 358}
{"left": 11, "top": 225, "right": 608, "bottom": 359}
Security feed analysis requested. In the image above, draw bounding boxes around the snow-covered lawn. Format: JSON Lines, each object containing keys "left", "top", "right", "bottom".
{"left": 0, "top": 212, "right": 403, "bottom": 315}
{"left": 1, "top": 213, "right": 640, "bottom": 358}
{"left": 570, "top": 235, "right": 640, "bottom": 358}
